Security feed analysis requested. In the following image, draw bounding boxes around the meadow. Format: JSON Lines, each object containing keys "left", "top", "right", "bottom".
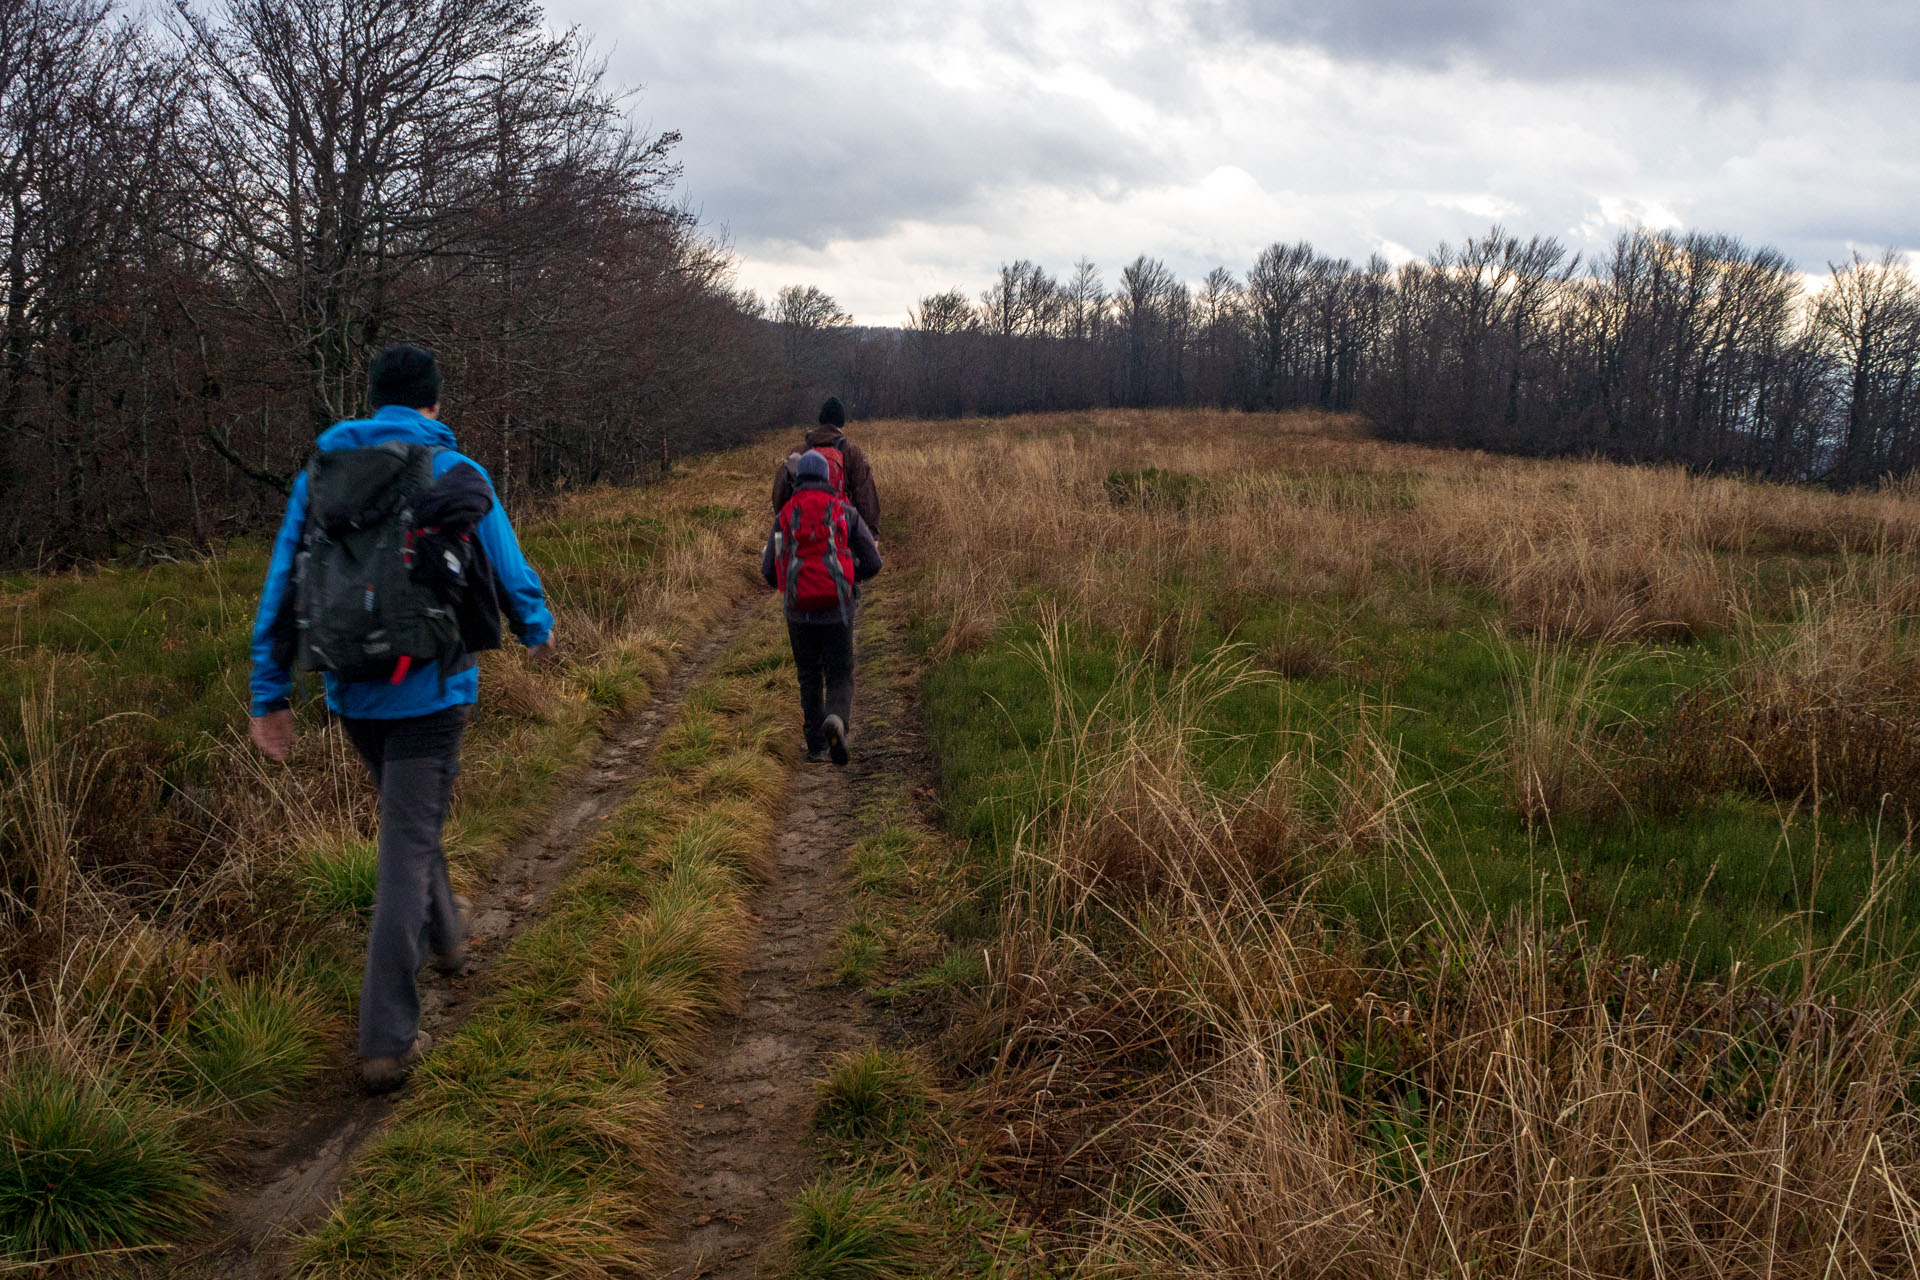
{"left": 6, "top": 408, "right": 1920, "bottom": 1277}
{"left": 818, "top": 409, "right": 1920, "bottom": 1278}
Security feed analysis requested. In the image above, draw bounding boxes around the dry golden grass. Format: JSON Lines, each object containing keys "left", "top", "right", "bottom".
{"left": 867, "top": 408, "right": 1920, "bottom": 651}
{"left": 951, "top": 626, "right": 1920, "bottom": 1279}
{"left": 862, "top": 409, "right": 1920, "bottom": 1278}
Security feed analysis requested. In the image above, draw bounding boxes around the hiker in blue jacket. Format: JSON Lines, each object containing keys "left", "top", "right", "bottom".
{"left": 247, "top": 344, "right": 554, "bottom": 1091}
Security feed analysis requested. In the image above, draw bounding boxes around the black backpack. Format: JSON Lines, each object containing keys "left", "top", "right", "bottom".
{"left": 292, "top": 442, "right": 463, "bottom": 683}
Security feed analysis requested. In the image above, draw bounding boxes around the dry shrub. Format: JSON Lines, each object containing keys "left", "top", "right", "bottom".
{"left": 916, "top": 557, "right": 1010, "bottom": 658}
{"left": 1228, "top": 759, "right": 1311, "bottom": 875}
{"left": 1114, "top": 599, "right": 1201, "bottom": 671}
{"left": 1623, "top": 577, "right": 1920, "bottom": 821}
{"left": 77, "top": 922, "right": 231, "bottom": 1036}
{"left": 1486, "top": 528, "right": 1729, "bottom": 641}
{"left": 1019, "top": 618, "right": 1303, "bottom": 901}
{"left": 2, "top": 676, "right": 372, "bottom": 997}
{"left": 1334, "top": 719, "right": 1412, "bottom": 856}
{"left": 940, "top": 630, "right": 1317, "bottom": 1208}
{"left": 1262, "top": 631, "right": 1340, "bottom": 681}
{"left": 3, "top": 676, "right": 108, "bottom": 932}
{"left": 1059, "top": 743, "right": 1297, "bottom": 899}
{"left": 1403, "top": 464, "right": 1747, "bottom": 641}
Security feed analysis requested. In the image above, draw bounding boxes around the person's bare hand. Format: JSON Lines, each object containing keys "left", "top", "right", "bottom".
{"left": 527, "top": 638, "right": 558, "bottom": 664}
{"left": 249, "top": 709, "right": 295, "bottom": 762}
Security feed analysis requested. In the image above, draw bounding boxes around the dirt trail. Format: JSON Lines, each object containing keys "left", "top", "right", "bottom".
{"left": 654, "top": 623, "right": 915, "bottom": 1280}
{"left": 180, "top": 597, "right": 763, "bottom": 1280}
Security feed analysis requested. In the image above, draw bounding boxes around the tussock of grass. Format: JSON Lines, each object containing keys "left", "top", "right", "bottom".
{"left": 834, "top": 920, "right": 885, "bottom": 987}
{"left": 0, "top": 1055, "right": 211, "bottom": 1262}
{"left": 575, "top": 868, "right": 750, "bottom": 1067}
{"left": 813, "top": 1048, "right": 929, "bottom": 1142}
{"left": 780, "top": 1177, "right": 929, "bottom": 1280}
{"left": 1497, "top": 630, "right": 1631, "bottom": 826}
{"left": 663, "top": 800, "right": 777, "bottom": 882}
{"left": 297, "top": 837, "right": 378, "bottom": 918}
{"left": 165, "top": 977, "right": 323, "bottom": 1118}
{"left": 691, "top": 748, "right": 787, "bottom": 808}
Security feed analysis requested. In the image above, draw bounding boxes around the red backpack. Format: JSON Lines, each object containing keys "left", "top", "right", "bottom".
{"left": 776, "top": 488, "right": 856, "bottom": 615}
{"left": 790, "top": 441, "right": 848, "bottom": 496}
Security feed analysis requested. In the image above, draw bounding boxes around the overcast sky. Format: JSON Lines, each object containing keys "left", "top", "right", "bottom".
{"left": 557, "top": 0, "right": 1920, "bottom": 325}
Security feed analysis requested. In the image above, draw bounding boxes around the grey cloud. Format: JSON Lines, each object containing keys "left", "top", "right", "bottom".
{"left": 560, "top": 0, "right": 1920, "bottom": 321}
{"left": 599, "top": 3, "right": 1168, "bottom": 250}
{"left": 1220, "top": 0, "right": 1920, "bottom": 87}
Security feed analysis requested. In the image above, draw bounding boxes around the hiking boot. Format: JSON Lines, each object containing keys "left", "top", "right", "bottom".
{"left": 805, "top": 743, "right": 829, "bottom": 763}
{"left": 823, "top": 715, "right": 849, "bottom": 766}
{"left": 361, "top": 1030, "right": 432, "bottom": 1093}
{"left": 430, "top": 894, "right": 472, "bottom": 974}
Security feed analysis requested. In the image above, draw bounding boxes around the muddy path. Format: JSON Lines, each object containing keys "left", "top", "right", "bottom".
{"left": 654, "top": 618, "right": 920, "bottom": 1280}
{"left": 177, "top": 596, "right": 765, "bottom": 1280}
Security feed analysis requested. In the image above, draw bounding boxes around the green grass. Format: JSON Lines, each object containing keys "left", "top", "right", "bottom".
{"left": 0, "top": 447, "right": 773, "bottom": 1270}
{"left": 918, "top": 584, "right": 1920, "bottom": 988}
{"left": 0, "top": 1056, "right": 212, "bottom": 1262}
{"left": 777, "top": 610, "right": 1049, "bottom": 1279}
{"left": 835, "top": 918, "right": 886, "bottom": 987}
{"left": 833, "top": 827, "right": 928, "bottom": 989}
{"left": 0, "top": 549, "right": 267, "bottom": 769}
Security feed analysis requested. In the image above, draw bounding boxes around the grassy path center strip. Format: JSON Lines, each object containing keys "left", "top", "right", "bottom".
{"left": 290, "top": 605, "right": 795, "bottom": 1279}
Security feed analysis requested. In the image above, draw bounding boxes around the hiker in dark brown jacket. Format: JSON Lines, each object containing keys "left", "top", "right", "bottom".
{"left": 771, "top": 397, "right": 880, "bottom": 533}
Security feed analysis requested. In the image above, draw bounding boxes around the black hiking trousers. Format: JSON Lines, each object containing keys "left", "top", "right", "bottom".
{"left": 787, "top": 617, "right": 855, "bottom": 752}
{"left": 339, "top": 705, "right": 468, "bottom": 1059}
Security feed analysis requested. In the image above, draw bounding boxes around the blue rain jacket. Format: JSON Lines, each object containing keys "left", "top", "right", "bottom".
{"left": 248, "top": 405, "right": 553, "bottom": 719}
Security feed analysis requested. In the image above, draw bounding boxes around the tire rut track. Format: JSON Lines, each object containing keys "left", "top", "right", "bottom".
{"left": 655, "top": 618, "right": 917, "bottom": 1280}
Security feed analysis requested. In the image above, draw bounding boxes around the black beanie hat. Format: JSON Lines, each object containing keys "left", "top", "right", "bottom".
{"left": 817, "top": 396, "right": 846, "bottom": 428}
{"left": 368, "top": 344, "right": 443, "bottom": 410}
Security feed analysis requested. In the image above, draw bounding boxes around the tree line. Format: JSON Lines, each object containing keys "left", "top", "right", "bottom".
{"left": 814, "top": 232, "right": 1918, "bottom": 486}
{"left": 1, "top": 0, "right": 787, "bottom": 564}
{"left": 11, "top": 0, "right": 1917, "bottom": 566}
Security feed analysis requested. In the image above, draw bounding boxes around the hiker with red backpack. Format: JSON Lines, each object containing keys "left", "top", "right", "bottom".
{"left": 762, "top": 449, "right": 882, "bottom": 764}
{"left": 246, "top": 345, "right": 554, "bottom": 1092}
{"left": 771, "top": 396, "right": 880, "bottom": 533}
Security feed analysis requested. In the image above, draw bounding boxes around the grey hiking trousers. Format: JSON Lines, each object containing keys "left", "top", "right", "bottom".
{"left": 340, "top": 706, "right": 468, "bottom": 1059}
{"left": 787, "top": 617, "right": 855, "bottom": 752}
